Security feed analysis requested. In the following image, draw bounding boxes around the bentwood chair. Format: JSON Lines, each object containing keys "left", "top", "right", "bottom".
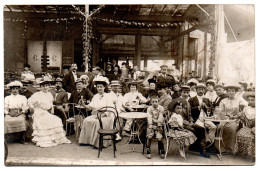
{"left": 97, "top": 106, "right": 121, "bottom": 158}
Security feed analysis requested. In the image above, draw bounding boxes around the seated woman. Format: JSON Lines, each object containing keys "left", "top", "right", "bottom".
{"left": 122, "top": 81, "right": 148, "bottom": 134}
{"left": 167, "top": 101, "right": 197, "bottom": 159}
{"left": 234, "top": 91, "right": 255, "bottom": 160}
{"left": 4, "top": 81, "right": 29, "bottom": 144}
{"left": 217, "top": 82, "right": 248, "bottom": 154}
{"left": 28, "top": 79, "right": 71, "bottom": 148}
{"left": 78, "top": 76, "right": 118, "bottom": 148}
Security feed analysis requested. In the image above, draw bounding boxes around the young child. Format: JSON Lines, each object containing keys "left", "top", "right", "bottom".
{"left": 168, "top": 101, "right": 197, "bottom": 159}
{"left": 146, "top": 95, "right": 165, "bottom": 159}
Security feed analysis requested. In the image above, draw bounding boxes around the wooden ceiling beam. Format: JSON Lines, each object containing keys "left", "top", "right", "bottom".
{"left": 6, "top": 5, "right": 12, "bottom": 12}
{"left": 97, "top": 26, "right": 178, "bottom": 36}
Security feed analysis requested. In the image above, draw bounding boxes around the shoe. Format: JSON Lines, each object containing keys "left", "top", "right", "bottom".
{"left": 115, "top": 134, "right": 122, "bottom": 142}
{"left": 146, "top": 154, "right": 152, "bottom": 159}
{"left": 200, "top": 150, "right": 210, "bottom": 158}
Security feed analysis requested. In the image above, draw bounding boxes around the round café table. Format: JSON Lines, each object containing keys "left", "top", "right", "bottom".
{"left": 119, "top": 112, "right": 148, "bottom": 153}
{"left": 130, "top": 104, "right": 148, "bottom": 112}
{"left": 204, "top": 117, "right": 236, "bottom": 160}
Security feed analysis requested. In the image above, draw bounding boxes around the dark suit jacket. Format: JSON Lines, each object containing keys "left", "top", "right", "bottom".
{"left": 63, "top": 71, "right": 80, "bottom": 93}
{"left": 69, "top": 88, "right": 94, "bottom": 104}
{"left": 157, "top": 74, "right": 176, "bottom": 87}
{"left": 109, "top": 72, "right": 121, "bottom": 81}
{"left": 49, "top": 88, "right": 68, "bottom": 105}
{"left": 213, "top": 94, "right": 228, "bottom": 107}
{"left": 188, "top": 96, "right": 212, "bottom": 122}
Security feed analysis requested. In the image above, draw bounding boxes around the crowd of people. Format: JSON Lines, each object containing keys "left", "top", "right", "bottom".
{"left": 4, "top": 61, "right": 255, "bottom": 161}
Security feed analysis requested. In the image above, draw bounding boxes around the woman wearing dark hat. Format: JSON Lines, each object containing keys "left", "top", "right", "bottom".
{"left": 234, "top": 91, "right": 255, "bottom": 160}
{"left": 28, "top": 78, "right": 71, "bottom": 147}
{"left": 217, "top": 82, "right": 248, "bottom": 154}
{"left": 78, "top": 76, "right": 117, "bottom": 148}
{"left": 4, "top": 81, "right": 29, "bottom": 144}
{"left": 143, "top": 78, "right": 158, "bottom": 99}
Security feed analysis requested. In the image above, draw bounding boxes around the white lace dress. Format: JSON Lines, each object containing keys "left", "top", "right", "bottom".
{"left": 28, "top": 91, "right": 71, "bottom": 148}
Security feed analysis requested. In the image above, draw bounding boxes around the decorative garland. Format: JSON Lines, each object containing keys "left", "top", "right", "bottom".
{"left": 207, "top": 18, "right": 217, "bottom": 77}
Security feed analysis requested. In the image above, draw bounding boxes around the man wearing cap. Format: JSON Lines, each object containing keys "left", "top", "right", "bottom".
{"left": 204, "top": 79, "right": 218, "bottom": 103}
{"left": 212, "top": 84, "right": 228, "bottom": 108}
{"left": 69, "top": 79, "right": 93, "bottom": 106}
{"left": 63, "top": 63, "right": 80, "bottom": 93}
{"left": 49, "top": 78, "right": 69, "bottom": 126}
{"left": 157, "top": 65, "right": 176, "bottom": 87}
{"left": 188, "top": 83, "right": 213, "bottom": 158}
{"left": 109, "top": 80, "right": 125, "bottom": 113}
{"left": 21, "top": 64, "right": 35, "bottom": 83}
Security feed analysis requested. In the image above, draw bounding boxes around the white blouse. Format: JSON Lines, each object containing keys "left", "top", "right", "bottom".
{"left": 123, "top": 91, "right": 147, "bottom": 106}
{"left": 4, "top": 94, "right": 28, "bottom": 114}
{"left": 205, "top": 90, "right": 218, "bottom": 102}
{"left": 88, "top": 93, "right": 116, "bottom": 111}
{"left": 28, "top": 91, "right": 53, "bottom": 110}
{"left": 21, "top": 71, "right": 35, "bottom": 81}
{"left": 168, "top": 113, "right": 183, "bottom": 128}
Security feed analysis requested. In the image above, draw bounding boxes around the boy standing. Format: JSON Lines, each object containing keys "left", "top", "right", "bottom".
{"left": 146, "top": 96, "right": 165, "bottom": 159}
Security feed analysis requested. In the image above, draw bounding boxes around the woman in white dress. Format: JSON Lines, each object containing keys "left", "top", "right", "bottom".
{"left": 28, "top": 79, "right": 71, "bottom": 148}
{"left": 4, "top": 81, "right": 28, "bottom": 143}
{"left": 78, "top": 76, "right": 117, "bottom": 148}
{"left": 217, "top": 82, "right": 248, "bottom": 154}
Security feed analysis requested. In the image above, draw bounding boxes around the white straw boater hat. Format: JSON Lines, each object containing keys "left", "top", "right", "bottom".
{"left": 93, "top": 76, "right": 110, "bottom": 85}
{"left": 196, "top": 83, "right": 206, "bottom": 89}
{"left": 187, "top": 78, "right": 199, "bottom": 85}
{"left": 110, "top": 80, "right": 120, "bottom": 86}
{"left": 7, "top": 80, "right": 23, "bottom": 89}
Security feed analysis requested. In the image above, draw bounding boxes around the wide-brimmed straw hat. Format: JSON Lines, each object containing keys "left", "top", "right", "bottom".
{"left": 7, "top": 80, "right": 23, "bottom": 89}
{"left": 93, "top": 76, "right": 110, "bottom": 86}
{"left": 224, "top": 82, "right": 240, "bottom": 91}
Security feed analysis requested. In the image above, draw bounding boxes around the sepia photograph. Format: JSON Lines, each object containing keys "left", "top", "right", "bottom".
{"left": 2, "top": 2, "right": 256, "bottom": 166}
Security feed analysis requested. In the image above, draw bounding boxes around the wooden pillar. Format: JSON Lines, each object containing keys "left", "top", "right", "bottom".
{"left": 194, "top": 38, "right": 198, "bottom": 74}
{"left": 134, "top": 31, "right": 142, "bottom": 69}
{"left": 203, "top": 32, "right": 207, "bottom": 81}
{"left": 92, "top": 20, "right": 100, "bottom": 68}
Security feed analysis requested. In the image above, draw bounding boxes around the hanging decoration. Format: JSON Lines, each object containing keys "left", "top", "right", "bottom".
{"left": 95, "top": 18, "right": 197, "bottom": 28}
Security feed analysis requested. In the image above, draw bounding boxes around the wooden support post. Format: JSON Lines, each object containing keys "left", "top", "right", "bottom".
{"left": 203, "top": 32, "right": 207, "bottom": 81}
{"left": 92, "top": 20, "right": 100, "bottom": 68}
{"left": 134, "top": 31, "right": 142, "bottom": 69}
{"left": 85, "top": 5, "right": 89, "bottom": 71}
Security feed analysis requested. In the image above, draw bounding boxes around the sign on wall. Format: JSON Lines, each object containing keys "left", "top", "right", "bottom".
{"left": 27, "top": 41, "right": 62, "bottom": 72}
{"left": 27, "top": 41, "right": 43, "bottom": 72}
